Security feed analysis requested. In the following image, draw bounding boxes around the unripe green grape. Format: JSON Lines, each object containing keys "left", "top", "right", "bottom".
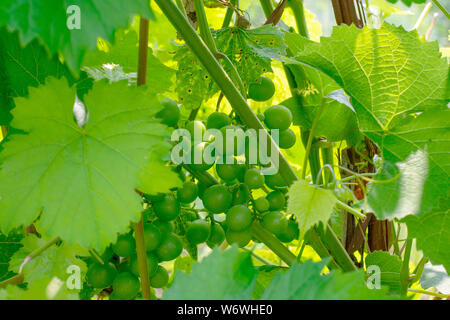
{"left": 207, "top": 112, "right": 232, "bottom": 129}
{"left": 277, "top": 219, "right": 300, "bottom": 243}
{"left": 186, "top": 120, "right": 206, "bottom": 142}
{"left": 266, "top": 190, "right": 286, "bottom": 211}
{"left": 87, "top": 263, "right": 117, "bottom": 288}
{"left": 278, "top": 128, "right": 296, "bottom": 149}
{"left": 153, "top": 194, "right": 180, "bottom": 221}
{"left": 128, "top": 252, "right": 158, "bottom": 278}
{"left": 111, "top": 272, "right": 140, "bottom": 300}
{"left": 216, "top": 162, "right": 239, "bottom": 182}
{"left": 244, "top": 168, "right": 264, "bottom": 189}
{"left": 254, "top": 196, "right": 270, "bottom": 213}
{"left": 202, "top": 184, "right": 233, "bottom": 214}
{"left": 264, "top": 105, "right": 292, "bottom": 131}
{"left": 248, "top": 76, "right": 275, "bottom": 102}
{"left": 142, "top": 223, "right": 162, "bottom": 251}
{"left": 261, "top": 211, "right": 288, "bottom": 237}
{"left": 188, "top": 142, "right": 215, "bottom": 172}
{"left": 226, "top": 205, "right": 253, "bottom": 231}
{"left": 177, "top": 181, "right": 199, "bottom": 203}
{"left": 156, "top": 233, "right": 183, "bottom": 261}
{"left": 186, "top": 219, "right": 211, "bottom": 244}
{"left": 150, "top": 265, "right": 169, "bottom": 288}
{"left": 225, "top": 228, "right": 252, "bottom": 248}
{"left": 265, "top": 172, "right": 288, "bottom": 189}
{"left": 156, "top": 98, "right": 180, "bottom": 127}
{"left": 207, "top": 223, "right": 225, "bottom": 247}
{"left": 112, "top": 234, "right": 136, "bottom": 257}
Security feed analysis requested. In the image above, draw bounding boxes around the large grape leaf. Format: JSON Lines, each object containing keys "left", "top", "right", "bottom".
{"left": 9, "top": 234, "right": 88, "bottom": 284}
{"left": 287, "top": 180, "right": 337, "bottom": 235}
{"left": 262, "top": 259, "right": 391, "bottom": 299}
{"left": 0, "top": 0, "right": 153, "bottom": 71}
{"left": 365, "top": 251, "right": 402, "bottom": 295}
{"left": 285, "top": 23, "right": 449, "bottom": 132}
{"left": 403, "top": 201, "right": 450, "bottom": 272}
{"left": 82, "top": 29, "right": 174, "bottom": 93}
{"left": 365, "top": 109, "right": 450, "bottom": 219}
{"left": 0, "top": 28, "right": 92, "bottom": 125}
{"left": 164, "top": 247, "right": 256, "bottom": 300}
{"left": 0, "top": 78, "right": 180, "bottom": 250}
{"left": 214, "top": 25, "right": 287, "bottom": 88}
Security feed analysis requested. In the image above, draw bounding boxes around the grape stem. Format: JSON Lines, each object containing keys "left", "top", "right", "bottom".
{"left": 136, "top": 16, "right": 152, "bottom": 300}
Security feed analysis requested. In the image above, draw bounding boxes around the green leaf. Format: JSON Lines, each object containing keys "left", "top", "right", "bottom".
{"left": 0, "top": 78, "right": 180, "bottom": 250}
{"left": 82, "top": 29, "right": 174, "bottom": 93}
{"left": 365, "top": 109, "right": 450, "bottom": 219}
{"left": 365, "top": 251, "right": 402, "bottom": 295}
{"left": 9, "top": 235, "right": 88, "bottom": 284}
{"left": 0, "top": 28, "right": 92, "bottom": 125}
{"left": 262, "top": 259, "right": 391, "bottom": 299}
{"left": 0, "top": 229, "right": 23, "bottom": 282}
{"left": 0, "top": 277, "right": 78, "bottom": 300}
{"left": 285, "top": 23, "right": 449, "bottom": 132}
{"left": 252, "top": 265, "right": 286, "bottom": 300}
{"left": 386, "top": 0, "right": 427, "bottom": 6}
{"left": 174, "top": 45, "right": 218, "bottom": 109}
{"left": 420, "top": 262, "right": 450, "bottom": 295}
{"left": 403, "top": 202, "right": 450, "bottom": 272}
{"left": 0, "top": 0, "right": 153, "bottom": 71}
{"left": 164, "top": 246, "right": 256, "bottom": 299}
{"left": 214, "top": 25, "right": 287, "bottom": 88}
{"left": 287, "top": 180, "right": 337, "bottom": 235}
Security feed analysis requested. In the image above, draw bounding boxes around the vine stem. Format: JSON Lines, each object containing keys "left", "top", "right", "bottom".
{"left": 335, "top": 200, "right": 366, "bottom": 219}
{"left": 413, "top": 2, "right": 433, "bottom": 30}
{"left": 287, "top": 0, "right": 308, "bottom": 37}
{"left": 408, "top": 288, "right": 449, "bottom": 299}
{"left": 135, "top": 16, "right": 152, "bottom": 300}
{"left": 400, "top": 238, "right": 413, "bottom": 297}
{"left": 301, "top": 98, "right": 325, "bottom": 180}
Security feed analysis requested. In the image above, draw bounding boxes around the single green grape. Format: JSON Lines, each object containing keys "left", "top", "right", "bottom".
{"left": 254, "top": 196, "right": 270, "bottom": 213}
{"left": 177, "top": 181, "right": 199, "bottom": 203}
{"left": 150, "top": 265, "right": 169, "bottom": 288}
{"left": 202, "top": 184, "right": 233, "bottom": 214}
{"left": 261, "top": 211, "right": 288, "bottom": 237}
{"left": 264, "top": 105, "right": 292, "bottom": 131}
{"left": 111, "top": 272, "right": 140, "bottom": 300}
{"left": 153, "top": 194, "right": 180, "bottom": 221}
{"left": 186, "top": 219, "right": 211, "bottom": 244}
{"left": 155, "top": 233, "right": 183, "bottom": 261}
{"left": 86, "top": 263, "right": 117, "bottom": 288}
{"left": 207, "top": 112, "right": 232, "bottom": 129}
{"left": 278, "top": 128, "right": 296, "bottom": 149}
{"left": 266, "top": 190, "right": 286, "bottom": 211}
{"left": 244, "top": 168, "right": 264, "bottom": 189}
{"left": 277, "top": 219, "right": 300, "bottom": 243}
{"left": 226, "top": 204, "right": 253, "bottom": 231}
{"left": 248, "top": 76, "right": 275, "bottom": 102}
{"left": 143, "top": 223, "right": 162, "bottom": 251}
{"left": 112, "top": 234, "right": 136, "bottom": 257}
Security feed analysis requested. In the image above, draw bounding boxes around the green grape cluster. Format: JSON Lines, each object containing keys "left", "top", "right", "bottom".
{"left": 86, "top": 98, "right": 299, "bottom": 299}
